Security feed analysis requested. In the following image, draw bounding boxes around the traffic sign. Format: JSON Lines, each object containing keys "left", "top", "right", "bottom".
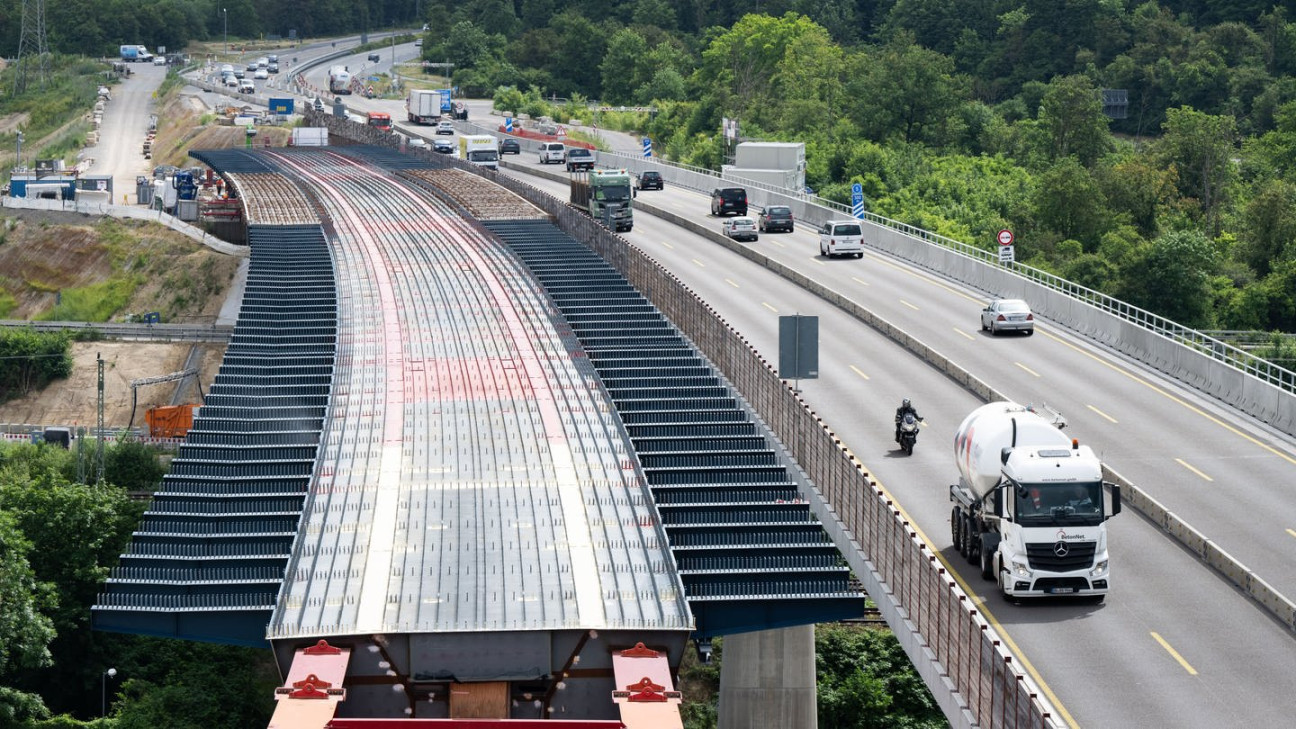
{"left": 997, "top": 229, "right": 1014, "bottom": 246}
{"left": 642, "top": 137, "right": 652, "bottom": 158}
{"left": 999, "top": 245, "right": 1015, "bottom": 263}
{"left": 851, "top": 182, "right": 864, "bottom": 220}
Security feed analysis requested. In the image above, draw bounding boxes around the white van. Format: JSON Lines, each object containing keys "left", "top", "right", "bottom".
{"left": 538, "top": 142, "right": 565, "bottom": 164}
{"left": 818, "top": 220, "right": 865, "bottom": 259}
{"left": 238, "top": 79, "right": 255, "bottom": 95}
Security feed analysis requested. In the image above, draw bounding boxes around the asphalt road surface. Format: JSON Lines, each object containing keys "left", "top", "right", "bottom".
{"left": 87, "top": 62, "right": 168, "bottom": 203}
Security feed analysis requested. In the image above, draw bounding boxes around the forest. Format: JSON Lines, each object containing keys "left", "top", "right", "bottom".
{"left": 415, "top": 0, "right": 1296, "bottom": 341}
{"left": 1, "top": 0, "right": 1293, "bottom": 334}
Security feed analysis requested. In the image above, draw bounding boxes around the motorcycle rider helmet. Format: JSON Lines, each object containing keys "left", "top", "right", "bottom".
{"left": 902, "top": 398, "right": 910, "bottom": 409}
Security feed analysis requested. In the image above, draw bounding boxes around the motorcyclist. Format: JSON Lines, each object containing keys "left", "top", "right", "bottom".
{"left": 895, "top": 398, "right": 922, "bottom": 443}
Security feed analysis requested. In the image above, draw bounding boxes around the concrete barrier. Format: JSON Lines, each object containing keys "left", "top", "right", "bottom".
{"left": 504, "top": 157, "right": 1296, "bottom": 635}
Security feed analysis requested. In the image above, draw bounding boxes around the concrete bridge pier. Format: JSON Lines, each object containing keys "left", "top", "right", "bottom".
{"left": 717, "top": 625, "right": 817, "bottom": 729}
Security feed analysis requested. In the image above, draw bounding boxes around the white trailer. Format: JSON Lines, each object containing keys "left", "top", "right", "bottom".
{"left": 949, "top": 402, "right": 1120, "bottom": 601}
{"left": 406, "top": 90, "right": 440, "bottom": 125}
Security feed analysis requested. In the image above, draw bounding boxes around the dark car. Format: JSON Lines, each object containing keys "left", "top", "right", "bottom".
{"left": 711, "top": 187, "right": 748, "bottom": 216}
{"left": 636, "top": 170, "right": 663, "bottom": 190}
{"left": 367, "top": 52, "right": 381, "bottom": 63}
{"left": 566, "top": 147, "right": 595, "bottom": 172}
{"left": 758, "top": 205, "right": 794, "bottom": 233}
{"left": 499, "top": 138, "right": 521, "bottom": 155}
{"left": 432, "top": 138, "right": 454, "bottom": 154}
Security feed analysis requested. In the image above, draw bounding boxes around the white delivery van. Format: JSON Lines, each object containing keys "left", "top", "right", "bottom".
{"left": 538, "top": 142, "right": 566, "bottom": 164}
{"left": 818, "top": 220, "right": 865, "bottom": 259}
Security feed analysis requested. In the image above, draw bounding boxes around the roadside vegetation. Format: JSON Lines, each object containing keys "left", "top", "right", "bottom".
{"left": 0, "top": 55, "right": 111, "bottom": 173}
{"left": 432, "top": 1, "right": 1296, "bottom": 337}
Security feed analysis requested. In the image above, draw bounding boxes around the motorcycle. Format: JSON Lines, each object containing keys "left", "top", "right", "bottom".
{"left": 897, "top": 412, "right": 921, "bottom": 455}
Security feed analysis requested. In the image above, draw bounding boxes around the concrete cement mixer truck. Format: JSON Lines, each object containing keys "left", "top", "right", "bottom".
{"left": 950, "top": 401, "right": 1120, "bottom": 601}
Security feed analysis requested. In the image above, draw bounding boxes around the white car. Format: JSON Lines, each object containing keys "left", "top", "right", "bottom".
{"left": 435, "top": 120, "right": 455, "bottom": 135}
{"left": 818, "top": 220, "right": 865, "bottom": 259}
{"left": 980, "top": 298, "right": 1035, "bottom": 335}
{"left": 721, "top": 216, "right": 759, "bottom": 242}
{"left": 254, "top": 68, "right": 268, "bottom": 79}
{"left": 538, "top": 142, "right": 565, "bottom": 164}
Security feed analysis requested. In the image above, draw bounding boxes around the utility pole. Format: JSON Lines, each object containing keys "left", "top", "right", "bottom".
{"left": 96, "top": 353, "right": 105, "bottom": 484}
{"left": 223, "top": 8, "right": 228, "bottom": 55}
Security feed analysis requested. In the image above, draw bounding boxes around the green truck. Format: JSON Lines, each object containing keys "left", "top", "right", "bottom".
{"left": 570, "top": 169, "right": 635, "bottom": 232}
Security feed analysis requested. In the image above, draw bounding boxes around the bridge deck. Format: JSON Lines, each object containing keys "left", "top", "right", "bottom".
{"left": 263, "top": 149, "right": 691, "bottom": 639}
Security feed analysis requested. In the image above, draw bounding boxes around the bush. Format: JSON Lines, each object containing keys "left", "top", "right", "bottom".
{"left": 0, "top": 327, "right": 73, "bottom": 403}
{"left": 105, "top": 439, "right": 165, "bottom": 492}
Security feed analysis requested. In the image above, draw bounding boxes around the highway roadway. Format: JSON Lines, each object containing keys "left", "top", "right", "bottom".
{"left": 203, "top": 49, "right": 1296, "bottom": 725}
{"left": 488, "top": 159, "right": 1296, "bottom": 728}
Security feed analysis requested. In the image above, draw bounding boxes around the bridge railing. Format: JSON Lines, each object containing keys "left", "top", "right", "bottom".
{"left": 575, "top": 147, "right": 1296, "bottom": 435}
{"left": 493, "top": 172, "right": 1058, "bottom": 729}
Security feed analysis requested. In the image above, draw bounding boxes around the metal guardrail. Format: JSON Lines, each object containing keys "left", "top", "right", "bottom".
{"left": 0, "top": 320, "right": 233, "bottom": 342}
{"left": 575, "top": 147, "right": 1296, "bottom": 403}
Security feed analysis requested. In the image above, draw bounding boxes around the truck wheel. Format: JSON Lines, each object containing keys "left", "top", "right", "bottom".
{"left": 958, "top": 518, "right": 972, "bottom": 559}
{"left": 964, "top": 520, "right": 978, "bottom": 564}
{"left": 950, "top": 509, "right": 961, "bottom": 545}
{"left": 979, "top": 539, "right": 994, "bottom": 580}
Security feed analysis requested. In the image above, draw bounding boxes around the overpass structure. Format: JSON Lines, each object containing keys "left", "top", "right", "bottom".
{"left": 92, "top": 144, "right": 868, "bottom": 725}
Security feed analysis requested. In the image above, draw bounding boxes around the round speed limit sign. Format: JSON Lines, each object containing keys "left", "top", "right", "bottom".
{"left": 997, "top": 229, "right": 1015, "bottom": 246}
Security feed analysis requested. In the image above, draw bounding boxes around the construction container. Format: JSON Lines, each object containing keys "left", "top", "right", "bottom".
{"left": 146, "top": 404, "right": 195, "bottom": 438}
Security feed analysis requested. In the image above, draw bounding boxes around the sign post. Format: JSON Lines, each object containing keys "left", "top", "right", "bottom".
{"left": 851, "top": 183, "right": 864, "bottom": 219}
{"left": 997, "top": 229, "right": 1015, "bottom": 264}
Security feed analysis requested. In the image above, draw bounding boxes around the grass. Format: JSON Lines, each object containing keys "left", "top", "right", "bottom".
{"left": 37, "top": 278, "right": 138, "bottom": 322}
{"left": 0, "top": 54, "right": 106, "bottom": 169}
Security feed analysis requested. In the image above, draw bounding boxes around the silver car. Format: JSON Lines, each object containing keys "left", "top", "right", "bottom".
{"left": 980, "top": 298, "right": 1035, "bottom": 335}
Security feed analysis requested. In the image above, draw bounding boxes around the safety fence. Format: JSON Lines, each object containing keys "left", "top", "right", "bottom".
{"left": 491, "top": 174, "right": 1056, "bottom": 728}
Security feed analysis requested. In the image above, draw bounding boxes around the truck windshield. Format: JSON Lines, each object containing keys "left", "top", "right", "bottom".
{"left": 1014, "top": 481, "right": 1103, "bottom": 526}
{"left": 595, "top": 184, "right": 631, "bottom": 202}
{"left": 469, "top": 150, "right": 499, "bottom": 162}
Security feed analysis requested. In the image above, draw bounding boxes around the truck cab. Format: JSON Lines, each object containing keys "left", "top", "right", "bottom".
{"left": 366, "top": 112, "right": 392, "bottom": 131}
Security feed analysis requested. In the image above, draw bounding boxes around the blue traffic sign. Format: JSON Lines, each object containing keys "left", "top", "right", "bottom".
{"left": 851, "top": 183, "right": 865, "bottom": 219}
{"left": 642, "top": 137, "right": 653, "bottom": 158}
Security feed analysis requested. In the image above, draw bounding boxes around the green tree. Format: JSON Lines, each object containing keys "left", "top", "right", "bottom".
{"left": 601, "top": 28, "right": 650, "bottom": 105}
{"left": 847, "top": 34, "right": 963, "bottom": 145}
{"left": 427, "top": 20, "right": 505, "bottom": 70}
{"left": 1032, "top": 156, "right": 1109, "bottom": 250}
{"left": 0, "top": 510, "right": 56, "bottom": 724}
{"left": 697, "top": 12, "right": 829, "bottom": 121}
{"left": 1119, "top": 229, "right": 1219, "bottom": 326}
{"left": 1036, "top": 74, "right": 1112, "bottom": 166}
{"left": 0, "top": 328, "right": 74, "bottom": 404}
{"left": 816, "top": 624, "right": 943, "bottom": 729}
{"left": 105, "top": 439, "right": 166, "bottom": 493}
{"left": 1154, "top": 106, "right": 1238, "bottom": 236}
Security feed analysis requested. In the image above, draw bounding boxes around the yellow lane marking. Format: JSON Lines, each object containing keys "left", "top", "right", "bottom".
{"left": 1175, "top": 458, "right": 1213, "bottom": 482}
{"left": 850, "top": 365, "right": 869, "bottom": 380}
{"left": 770, "top": 239, "right": 786, "bottom": 248}
{"left": 762, "top": 302, "right": 778, "bottom": 313}
{"left": 874, "top": 255, "right": 1293, "bottom": 463}
{"left": 1151, "top": 632, "right": 1199, "bottom": 675}
{"left": 851, "top": 276, "right": 870, "bottom": 286}
{"left": 725, "top": 278, "right": 741, "bottom": 289}
{"left": 1015, "top": 362, "right": 1041, "bottom": 377}
{"left": 954, "top": 328, "right": 975, "bottom": 340}
{"left": 691, "top": 258, "right": 706, "bottom": 268}
{"left": 1087, "top": 405, "right": 1118, "bottom": 423}
{"left": 1286, "top": 529, "right": 1296, "bottom": 539}
{"left": 857, "top": 464, "right": 1079, "bottom": 728}
{"left": 813, "top": 258, "right": 826, "bottom": 265}
{"left": 900, "top": 300, "right": 920, "bottom": 311}
{"left": 659, "top": 241, "right": 674, "bottom": 250}
{"left": 1042, "top": 331, "right": 1296, "bottom": 467}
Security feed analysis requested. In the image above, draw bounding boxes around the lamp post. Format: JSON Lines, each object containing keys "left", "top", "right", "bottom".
{"left": 223, "top": 8, "right": 228, "bottom": 55}
{"left": 14, "top": 130, "right": 22, "bottom": 173}
{"left": 101, "top": 667, "right": 117, "bottom": 717}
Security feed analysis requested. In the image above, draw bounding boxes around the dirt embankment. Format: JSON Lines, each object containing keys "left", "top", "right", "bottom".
{"left": 0, "top": 87, "right": 287, "bottom": 430}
